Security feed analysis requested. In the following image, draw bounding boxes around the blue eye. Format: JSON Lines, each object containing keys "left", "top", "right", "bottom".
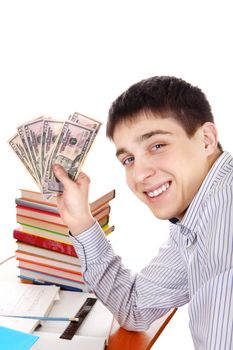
{"left": 152, "top": 144, "right": 164, "bottom": 151}
{"left": 122, "top": 156, "right": 134, "bottom": 166}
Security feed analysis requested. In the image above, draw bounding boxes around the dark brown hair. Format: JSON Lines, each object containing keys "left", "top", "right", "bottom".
{"left": 107, "top": 76, "right": 222, "bottom": 151}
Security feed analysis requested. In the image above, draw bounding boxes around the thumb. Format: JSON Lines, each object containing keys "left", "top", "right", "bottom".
{"left": 53, "top": 164, "right": 73, "bottom": 188}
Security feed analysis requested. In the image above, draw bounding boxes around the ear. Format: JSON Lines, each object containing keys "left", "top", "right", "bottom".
{"left": 201, "top": 122, "right": 218, "bottom": 155}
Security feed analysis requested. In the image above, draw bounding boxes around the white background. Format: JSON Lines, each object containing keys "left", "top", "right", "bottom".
{"left": 0, "top": 1, "right": 232, "bottom": 348}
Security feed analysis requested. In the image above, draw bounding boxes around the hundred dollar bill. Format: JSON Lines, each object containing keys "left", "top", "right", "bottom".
{"left": 8, "top": 133, "right": 38, "bottom": 185}
{"left": 40, "top": 119, "right": 63, "bottom": 178}
{"left": 22, "top": 117, "right": 44, "bottom": 184}
{"left": 43, "top": 121, "right": 95, "bottom": 194}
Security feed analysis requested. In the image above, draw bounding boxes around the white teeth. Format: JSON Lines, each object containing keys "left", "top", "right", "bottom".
{"left": 147, "top": 182, "right": 170, "bottom": 198}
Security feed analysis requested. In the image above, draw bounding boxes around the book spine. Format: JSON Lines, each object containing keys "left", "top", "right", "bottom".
{"left": 15, "top": 198, "right": 59, "bottom": 213}
{"left": 20, "top": 189, "right": 57, "bottom": 205}
{"left": 15, "top": 246, "right": 81, "bottom": 266}
{"left": 13, "top": 229, "right": 78, "bottom": 257}
{"left": 16, "top": 204, "right": 110, "bottom": 227}
{"left": 17, "top": 214, "right": 67, "bottom": 228}
{"left": 19, "top": 275, "right": 84, "bottom": 292}
{"left": 18, "top": 264, "right": 84, "bottom": 283}
{"left": 90, "top": 189, "right": 115, "bottom": 212}
{"left": 17, "top": 257, "right": 82, "bottom": 275}
{"left": 17, "top": 188, "right": 115, "bottom": 213}
{"left": 15, "top": 198, "right": 112, "bottom": 216}
{"left": 16, "top": 211, "right": 109, "bottom": 234}
{"left": 18, "top": 268, "right": 89, "bottom": 291}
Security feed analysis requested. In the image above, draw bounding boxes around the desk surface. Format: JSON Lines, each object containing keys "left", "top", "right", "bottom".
{"left": 0, "top": 257, "right": 176, "bottom": 350}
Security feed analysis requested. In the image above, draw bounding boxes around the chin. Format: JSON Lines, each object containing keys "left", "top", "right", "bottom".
{"left": 149, "top": 203, "right": 182, "bottom": 220}
{"left": 150, "top": 209, "right": 172, "bottom": 220}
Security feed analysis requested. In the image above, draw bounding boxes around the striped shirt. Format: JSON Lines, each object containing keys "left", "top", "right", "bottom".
{"left": 70, "top": 151, "right": 233, "bottom": 350}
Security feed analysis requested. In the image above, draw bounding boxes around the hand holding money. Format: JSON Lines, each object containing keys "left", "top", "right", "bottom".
{"left": 53, "top": 164, "right": 95, "bottom": 235}
{"left": 8, "top": 112, "right": 101, "bottom": 200}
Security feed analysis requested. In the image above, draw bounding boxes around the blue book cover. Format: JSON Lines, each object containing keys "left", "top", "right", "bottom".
{"left": 19, "top": 274, "right": 84, "bottom": 292}
{"left": 0, "top": 326, "right": 39, "bottom": 350}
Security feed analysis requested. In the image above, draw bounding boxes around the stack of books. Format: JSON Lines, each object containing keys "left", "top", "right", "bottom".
{"left": 13, "top": 189, "right": 115, "bottom": 292}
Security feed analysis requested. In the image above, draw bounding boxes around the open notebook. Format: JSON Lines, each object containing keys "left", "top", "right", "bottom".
{"left": 31, "top": 332, "right": 106, "bottom": 350}
{"left": 35, "top": 290, "right": 113, "bottom": 349}
{"left": 0, "top": 282, "right": 113, "bottom": 350}
{"left": 0, "top": 281, "right": 59, "bottom": 333}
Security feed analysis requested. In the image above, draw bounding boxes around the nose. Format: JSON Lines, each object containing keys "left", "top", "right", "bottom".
{"left": 133, "top": 158, "right": 155, "bottom": 183}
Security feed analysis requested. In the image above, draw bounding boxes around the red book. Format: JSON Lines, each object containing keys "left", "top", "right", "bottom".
{"left": 17, "top": 259, "right": 84, "bottom": 282}
{"left": 15, "top": 244, "right": 81, "bottom": 266}
{"left": 16, "top": 203, "right": 111, "bottom": 225}
{"left": 13, "top": 229, "right": 78, "bottom": 257}
{"left": 14, "top": 224, "right": 114, "bottom": 255}
{"left": 16, "top": 255, "right": 82, "bottom": 275}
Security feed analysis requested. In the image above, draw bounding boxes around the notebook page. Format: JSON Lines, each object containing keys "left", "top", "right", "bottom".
{"left": 32, "top": 332, "right": 105, "bottom": 350}
{"left": 0, "top": 282, "right": 59, "bottom": 332}
{"left": 39, "top": 291, "right": 113, "bottom": 341}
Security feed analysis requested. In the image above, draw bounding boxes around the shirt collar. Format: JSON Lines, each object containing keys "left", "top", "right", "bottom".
{"left": 169, "top": 217, "right": 179, "bottom": 224}
{"left": 169, "top": 151, "right": 232, "bottom": 232}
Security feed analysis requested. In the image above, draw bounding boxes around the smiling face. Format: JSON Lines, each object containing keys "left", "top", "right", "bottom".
{"left": 113, "top": 112, "right": 220, "bottom": 220}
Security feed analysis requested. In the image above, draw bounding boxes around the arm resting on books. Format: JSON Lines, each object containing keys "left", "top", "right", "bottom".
{"left": 70, "top": 221, "right": 189, "bottom": 331}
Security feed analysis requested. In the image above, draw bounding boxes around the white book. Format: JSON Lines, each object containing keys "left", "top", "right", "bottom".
{"left": 0, "top": 281, "right": 59, "bottom": 333}
{"left": 18, "top": 268, "right": 89, "bottom": 292}
{"left": 38, "top": 291, "right": 113, "bottom": 344}
{"left": 0, "top": 281, "right": 113, "bottom": 350}
{"left": 16, "top": 243, "right": 81, "bottom": 266}
{"left": 31, "top": 332, "right": 106, "bottom": 350}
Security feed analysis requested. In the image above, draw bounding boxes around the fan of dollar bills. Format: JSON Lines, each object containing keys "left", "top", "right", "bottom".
{"left": 8, "top": 112, "right": 101, "bottom": 199}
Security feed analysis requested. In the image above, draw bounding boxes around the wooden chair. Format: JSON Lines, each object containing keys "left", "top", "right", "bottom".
{"left": 107, "top": 308, "right": 177, "bottom": 350}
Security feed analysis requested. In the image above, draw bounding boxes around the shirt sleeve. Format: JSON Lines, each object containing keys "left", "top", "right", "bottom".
{"left": 70, "top": 221, "right": 189, "bottom": 331}
{"left": 191, "top": 186, "right": 233, "bottom": 349}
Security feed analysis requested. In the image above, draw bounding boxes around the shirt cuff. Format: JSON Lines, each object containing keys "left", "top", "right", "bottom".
{"left": 69, "top": 221, "right": 110, "bottom": 267}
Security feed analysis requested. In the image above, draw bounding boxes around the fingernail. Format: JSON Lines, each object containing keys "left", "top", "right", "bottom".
{"left": 53, "top": 164, "right": 61, "bottom": 171}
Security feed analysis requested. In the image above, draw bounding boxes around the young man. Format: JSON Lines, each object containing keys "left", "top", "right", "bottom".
{"left": 53, "top": 76, "right": 233, "bottom": 350}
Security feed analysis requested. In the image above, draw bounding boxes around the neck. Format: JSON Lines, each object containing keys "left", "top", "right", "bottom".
{"left": 208, "top": 149, "right": 222, "bottom": 170}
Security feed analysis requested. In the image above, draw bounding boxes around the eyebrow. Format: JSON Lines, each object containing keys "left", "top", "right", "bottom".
{"left": 136, "top": 130, "right": 172, "bottom": 143}
{"left": 115, "top": 129, "right": 172, "bottom": 158}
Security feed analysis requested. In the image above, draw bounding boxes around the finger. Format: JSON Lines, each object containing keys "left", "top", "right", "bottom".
{"left": 75, "top": 171, "right": 90, "bottom": 185}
